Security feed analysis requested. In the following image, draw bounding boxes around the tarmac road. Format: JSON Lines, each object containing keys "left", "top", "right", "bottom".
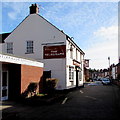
{"left": 1, "top": 83, "right": 120, "bottom": 120}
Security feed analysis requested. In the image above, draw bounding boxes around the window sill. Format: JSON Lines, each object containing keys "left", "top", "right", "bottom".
{"left": 25, "top": 52, "right": 34, "bottom": 54}
{"left": 69, "top": 80, "right": 74, "bottom": 82}
{"left": 7, "top": 52, "right": 13, "bottom": 54}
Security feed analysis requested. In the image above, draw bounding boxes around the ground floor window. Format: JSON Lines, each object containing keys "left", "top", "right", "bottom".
{"left": 69, "top": 66, "right": 74, "bottom": 81}
{"left": 78, "top": 71, "right": 82, "bottom": 81}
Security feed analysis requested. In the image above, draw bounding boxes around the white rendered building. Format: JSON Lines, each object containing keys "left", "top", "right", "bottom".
{"left": 3, "top": 4, "right": 85, "bottom": 90}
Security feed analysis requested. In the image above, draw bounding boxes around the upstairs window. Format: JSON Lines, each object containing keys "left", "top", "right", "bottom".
{"left": 70, "top": 45, "right": 73, "bottom": 59}
{"left": 76, "top": 49, "right": 78, "bottom": 60}
{"left": 7, "top": 42, "right": 13, "bottom": 54}
{"left": 26, "top": 41, "right": 34, "bottom": 54}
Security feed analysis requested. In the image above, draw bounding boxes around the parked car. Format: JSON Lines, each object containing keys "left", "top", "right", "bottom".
{"left": 102, "top": 78, "right": 111, "bottom": 85}
{"left": 97, "top": 78, "right": 102, "bottom": 81}
{"left": 93, "top": 78, "right": 97, "bottom": 81}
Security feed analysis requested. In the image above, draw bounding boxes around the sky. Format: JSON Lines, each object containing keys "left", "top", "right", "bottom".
{"left": 0, "top": 0, "right": 119, "bottom": 69}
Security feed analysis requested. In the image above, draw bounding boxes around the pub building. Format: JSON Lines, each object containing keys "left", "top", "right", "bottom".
{"left": 2, "top": 4, "right": 85, "bottom": 90}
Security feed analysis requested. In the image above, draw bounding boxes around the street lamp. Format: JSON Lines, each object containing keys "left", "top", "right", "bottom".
{"left": 108, "top": 57, "right": 110, "bottom": 79}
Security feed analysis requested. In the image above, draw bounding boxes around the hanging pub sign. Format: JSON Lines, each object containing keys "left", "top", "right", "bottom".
{"left": 84, "top": 59, "right": 89, "bottom": 67}
{"left": 73, "top": 59, "right": 81, "bottom": 67}
{"left": 43, "top": 45, "right": 66, "bottom": 59}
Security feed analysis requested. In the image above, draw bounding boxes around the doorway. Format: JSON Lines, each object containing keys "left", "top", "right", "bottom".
{"left": 76, "top": 66, "right": 82, "bottom": 87}
{"left": 43, "top": 71, "right": 51, "bottom": 92}
{"left": 76, "top": 70, "right": 79, "bottom": 87}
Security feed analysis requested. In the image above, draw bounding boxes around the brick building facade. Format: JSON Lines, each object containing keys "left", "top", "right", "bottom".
{"left": 0, "top": 53, "right": 44, "bottom": 100}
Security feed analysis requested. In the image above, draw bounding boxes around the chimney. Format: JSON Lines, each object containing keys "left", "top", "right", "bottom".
{"left": 29, "top": 3, "right": 39, "bottom": 14}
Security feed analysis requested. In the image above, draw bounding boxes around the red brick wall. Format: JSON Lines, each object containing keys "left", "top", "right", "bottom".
{"left": 21, "top": 65, "right": 43, "bottom": 94}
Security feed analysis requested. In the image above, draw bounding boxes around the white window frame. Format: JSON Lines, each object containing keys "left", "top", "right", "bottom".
{"left": 70, "top": 45, "right": 73, "bottom": 59}
{"left": 69, "top": 66, "right": 74, "bottom": 81}
{"left": 78, "top": 71, "right": 82, "bottom": 81}
{"left": 7, "top": 42, "right": 13, "bottom": 54}
{"left": 26, "top": 41, "right": 34, "bottom": 54}
{"left": 76, "top": 49, "right": 78, "bottom": 60}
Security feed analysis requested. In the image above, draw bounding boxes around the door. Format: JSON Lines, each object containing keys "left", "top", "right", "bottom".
{"left": 43, "top": 71, "right": 51, "bottom": 92}
{"left": 76, "top": 66, "right": 82, "bottom": 87}
{"left": 76, "top": 69, "right": 79, "bottom": 87}
{"left": 2, "top": 71, "right": 8, "bottom": 100}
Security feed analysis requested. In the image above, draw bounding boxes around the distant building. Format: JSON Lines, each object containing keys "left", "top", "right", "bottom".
{"left": 117, "top": 63, "right": 120, "bottom": 80}
{"left": 111, "top": 64, "right": 117, "bottom": 80}
{"left": 84, "top": 67, "right": 89, "bottom": 81}
{"left": 84, "top": 59, "right": 90, "bottom": 81}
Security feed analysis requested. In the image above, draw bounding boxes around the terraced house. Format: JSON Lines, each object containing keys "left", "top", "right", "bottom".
{"left": 2, "top": 4, "right": 85, "bottom": 91}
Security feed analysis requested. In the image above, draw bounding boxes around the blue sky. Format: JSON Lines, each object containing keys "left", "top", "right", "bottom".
{"left": 1, "top": 1, "right": 119, "bottom": 69}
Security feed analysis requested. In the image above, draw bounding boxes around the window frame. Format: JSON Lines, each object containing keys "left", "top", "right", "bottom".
{"left": 69, "top": 66, "right": 74, "bottom": 81}
{"left": 70, "top": 45, "right": 73, "bottom": 59}
{"left": 7, "top": 42, "right": 13, "bottom": 54}
{"left": 78, "top": 71, "right": 82, "bottom": 81}
{"left": 26, "top": 41, "right": 34, "bottom": 54}
{"left": 76, "top": 48, "right": 78, "bottom": 60}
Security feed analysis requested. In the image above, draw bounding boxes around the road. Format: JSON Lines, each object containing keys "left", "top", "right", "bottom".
{"left": 2, "top": 82, "right": 120, "bottom": 120}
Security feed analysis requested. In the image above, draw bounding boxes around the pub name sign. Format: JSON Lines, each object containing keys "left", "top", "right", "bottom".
{"left": 43, "top": 45, "right": 66, "bottom": 59}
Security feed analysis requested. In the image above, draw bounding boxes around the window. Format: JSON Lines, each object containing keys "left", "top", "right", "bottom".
{"left": 7, "top": 43, "right": 13, "bottom": 54}
{"left": 26, "top": 41, "right": 34, "bottom": 54}
{"left": 76, "top": 49, "right": 78, "bottom": 60}
{"left": 70, "top": 45, "right": 73, "bottom": 59}
{"left": 80, "top": 52, "right": 82, "bottom": 62}
{"left": 78, "top": 71, "right": 82, "bottom": 81}
{"left": 69, "top": 66, "right": 74, "bottom": 81}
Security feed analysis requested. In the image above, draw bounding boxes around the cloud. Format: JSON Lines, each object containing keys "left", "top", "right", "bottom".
{"left": 3, "top": 2, "right": 29, "bottom": 20}
{"left": 42, "top": 2, "right": 117, "bottom": 39}
{"left": 1, "top": 1, "right": 118, "bottom": 69}
{"left": 93, "top": 26, "right": 118, "bottom": 41}
{"left": 42, "top": 2, "right": 118, "bottom": 69}
{"left": 85, "top": 25, "right": 118, "bottom": 69}
{"left": 8, "top": 12, "right": 17, "bottom": 20}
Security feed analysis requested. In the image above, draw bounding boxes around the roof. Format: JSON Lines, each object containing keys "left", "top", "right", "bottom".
{"left": 37, "top": 14, "right": 85, "bottom": 54}
{"left": 0, "top": 33, "right": 11, "bottom": 43}
{"left": 0, "top": 53, "right": 44, "bottom": 67}
{"left": 66, "top": 35, "right": 85, "bottom": 55}
{"left": 2, "top": 13, "right": 84, "bottom": 55}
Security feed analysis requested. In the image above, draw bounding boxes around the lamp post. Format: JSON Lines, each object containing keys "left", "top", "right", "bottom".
{"left": 108, "top": 57, "right": 110, "bottom": 79}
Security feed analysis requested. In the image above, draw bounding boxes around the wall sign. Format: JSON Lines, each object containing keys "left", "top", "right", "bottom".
{"left": 43, "top": 45, "right": 66, "bottom": 59}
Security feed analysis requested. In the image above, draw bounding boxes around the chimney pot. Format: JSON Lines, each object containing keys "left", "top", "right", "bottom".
{"left": 29, "top": 3, "right": 39, "bottom": 14}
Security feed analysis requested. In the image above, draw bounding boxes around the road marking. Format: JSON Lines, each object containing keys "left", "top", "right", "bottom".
{"left": 61, "top": 97, "right": 68, "bottom": 104}
{"left": 80, "top": 90, "right": 84, "bottom": 94}
{"left": 85, "top": 96, "right": 97, "bottom": 100}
